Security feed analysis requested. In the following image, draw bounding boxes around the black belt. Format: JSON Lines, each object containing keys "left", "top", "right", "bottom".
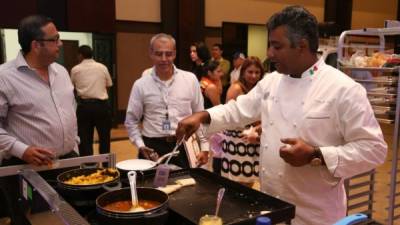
{"left": 78, "top": 98, "right": 108, "bottom": 103}
{"left": 143, "top": 135, "right": 177, "bottom": 143}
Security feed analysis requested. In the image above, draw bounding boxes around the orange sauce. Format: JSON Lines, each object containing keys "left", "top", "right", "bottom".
{"left": 103, "top": 200, "right": 160, "bottom": 212}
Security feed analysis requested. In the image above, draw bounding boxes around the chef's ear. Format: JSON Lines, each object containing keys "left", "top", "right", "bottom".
{"left": 297, "top": 38, "right": 311, "bottom": 54}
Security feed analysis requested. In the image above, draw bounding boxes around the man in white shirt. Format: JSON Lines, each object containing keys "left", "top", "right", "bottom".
{"left": 230, "top": 52, "right": 245, "bottom": 84}
{"left": 125, "top": 33, "right": 209, "bottom": 168}
{"left": 176, "top": 6, "right": 387, "bottom": 225}
{"left": 71, "top": 45, "right": 113, "bottom": 156}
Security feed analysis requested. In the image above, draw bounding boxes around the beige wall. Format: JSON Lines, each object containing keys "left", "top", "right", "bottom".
{"left": 352, "top": 0, "right": 397, "bottom": 29}
{"left": 248, "top": 25, "right": 268, "bottom": 61}
{"left": 116, "top": 33, "right": 154, "bottom": 110}
{"left": 115, "top": 0, "right": 399, "bottom": 111}
{"left": 116, "top": 0, "right": 161, "bottom": 22}
{"left": 205, "top": 0, "right": 324, "bottom": 27}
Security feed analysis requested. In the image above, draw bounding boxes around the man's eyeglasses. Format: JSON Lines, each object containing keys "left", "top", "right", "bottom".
{"left": 152, "top": 51, "right": 175, "bottom": 57}
{"left": 36, "top": 35, "right": 60, "bottom": 43}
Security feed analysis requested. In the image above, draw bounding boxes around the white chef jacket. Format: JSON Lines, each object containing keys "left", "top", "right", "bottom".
{"left": 206, "top": 59, "right": 387, "bottom": 225}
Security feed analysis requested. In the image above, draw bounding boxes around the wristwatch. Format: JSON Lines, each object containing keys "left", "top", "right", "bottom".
{"left": 310, "top": 146, "right": 325, "bottom": 166}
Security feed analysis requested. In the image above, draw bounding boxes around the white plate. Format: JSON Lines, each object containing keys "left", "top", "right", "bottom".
{"left": 116, "top": 159, "right": 157, "bottom": 171}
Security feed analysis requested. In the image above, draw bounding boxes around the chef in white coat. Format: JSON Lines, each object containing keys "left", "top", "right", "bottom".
{"left": 176, "top": 5, "right": 387, "bottom": 225}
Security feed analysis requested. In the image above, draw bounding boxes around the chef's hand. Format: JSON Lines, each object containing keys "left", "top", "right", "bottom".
{"left": 279, "top": 138, "right": 314, "bottom": 167}
{"left": 22, "top": 146, "right": 55, "bottom": 166}
{"left": 196, "top": 151, "right": 209, "bottom": 166}
{"left": 139, "top": 146, "right": 159, "bottom": 161}
{"left": 176, "top": 111, "right": 211, "bottom": 141}
{"left": 241, "top": 126, "right": 260, "bottom": 144}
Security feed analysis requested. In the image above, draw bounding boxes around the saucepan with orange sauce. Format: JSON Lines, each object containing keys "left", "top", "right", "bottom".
{"left": 96, "top": 187, "right": 169, "bottom": 223}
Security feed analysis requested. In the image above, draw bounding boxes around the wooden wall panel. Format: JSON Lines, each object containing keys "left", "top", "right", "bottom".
{"left": 37, "top": 0, "right": 67, "bottom": 30}
{"left": 0, "top": 1, "right": 37, "bottom": 28}
{"left": 67, "top": 0, "right": 115, "bottom": 33}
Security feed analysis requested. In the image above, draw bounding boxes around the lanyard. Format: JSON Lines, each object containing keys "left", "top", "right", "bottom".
{"left": 152, "top": 72, "right": 174, "bottom": 120}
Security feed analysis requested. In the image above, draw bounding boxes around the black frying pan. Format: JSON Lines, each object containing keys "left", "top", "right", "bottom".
{"left": 57, "top": 168, "right": 120, "bottom": 191}
{"left": 96, "top": 187, "right": 169, "bottom": 219}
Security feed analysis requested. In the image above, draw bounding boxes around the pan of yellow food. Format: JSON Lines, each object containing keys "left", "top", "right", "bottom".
{"left": 57, "top": 168, "right": 120, "bottom": 190}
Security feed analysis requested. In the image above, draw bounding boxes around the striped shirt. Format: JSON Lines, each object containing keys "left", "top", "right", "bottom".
{"left": 0, "top": 51, "right": 79, "bottom": 161}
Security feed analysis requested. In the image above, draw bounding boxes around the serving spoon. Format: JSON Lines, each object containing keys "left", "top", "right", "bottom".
{"left": 127, "top": 171, "right": 145, "bottom": 212}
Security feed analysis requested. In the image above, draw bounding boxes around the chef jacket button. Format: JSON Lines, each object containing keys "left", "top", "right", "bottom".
{"left": 293, "top": 123, "right": 297, "bottom": 128}
{"left": 301, "top": 101, "right": 305, "bottom": 105}
{"left": 262, "top": 167, "right": 266, "bottom": 172}
{"left": 263, "top": 144, "right": 268, "bottom": 148}
{"left": 269, "top": 121, "right": 273, "bottom": 126}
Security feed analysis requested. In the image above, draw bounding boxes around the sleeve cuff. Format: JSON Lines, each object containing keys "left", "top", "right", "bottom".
{"left": 134, "top": 138, "right": 145, "bottom": 149}
{"left": 200, "top": 141, "right": 210, "bottom": 152}
{"left": 320, "top": 146, "right": 339, "bottom": 176}
{"left": 10, "top": 141, "right": 29, "bottom": 159}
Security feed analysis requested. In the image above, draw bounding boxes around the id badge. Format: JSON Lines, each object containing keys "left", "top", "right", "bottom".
{"left": 162, "top": 119, "right": 171, "bottom": 131}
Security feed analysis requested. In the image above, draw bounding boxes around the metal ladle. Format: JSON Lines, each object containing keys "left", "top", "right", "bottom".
{"left": 127, "top": 171, "right": 145, "bottom": 212}
{"left": 215, "top": 187, "right": 226, "bottom": 217}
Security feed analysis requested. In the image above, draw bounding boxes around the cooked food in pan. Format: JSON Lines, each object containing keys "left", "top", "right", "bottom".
{"left": 103, "top": 200, "right": 161, "bottom": 212}
{"left": 64, "top": 168, "right": 118, "bottom": 185}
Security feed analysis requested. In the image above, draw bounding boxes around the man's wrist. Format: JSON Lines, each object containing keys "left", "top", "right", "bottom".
{"left": 309, "top": 146, "right": 325, "bottom": 166}
{"left": 200, "top": 111, "right": 211, "bottom": 124}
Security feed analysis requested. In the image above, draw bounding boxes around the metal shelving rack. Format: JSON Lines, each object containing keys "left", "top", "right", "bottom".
{"left": 337, "top": 27, "right": 400, "bottom": 225}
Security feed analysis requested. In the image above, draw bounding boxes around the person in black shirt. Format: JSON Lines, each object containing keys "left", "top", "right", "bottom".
{"left": 190, "top": 41, "right": 211, "bottom": 81}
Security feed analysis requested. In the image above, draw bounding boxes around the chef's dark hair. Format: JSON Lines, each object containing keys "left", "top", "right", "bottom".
{"left": 18, "top": 15, "right": 53, "bottom": 54}
{"left": 267, "top": 5, "right": 319, "bottom": 53}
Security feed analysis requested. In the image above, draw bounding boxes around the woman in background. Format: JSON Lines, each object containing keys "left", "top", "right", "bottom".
{"left": 223, "top": 56, "right": 264, "bottom": 186}
{"left": 200, "top": 61, "right": 224, "bottom": 174}
{"left": 200, "top": 61, "right": 223, "bottom": 109}
{"left": 190, "top": 42, "right": 211, "bottom": 81}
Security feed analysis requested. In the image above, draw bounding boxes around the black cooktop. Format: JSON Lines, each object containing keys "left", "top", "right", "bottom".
{"left": 49, "top": 168, "right": 295, "bottom": 225}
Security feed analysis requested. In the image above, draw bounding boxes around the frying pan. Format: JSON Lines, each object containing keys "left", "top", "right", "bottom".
{"left": 116, "top": 152, "right": 179, "bottom": 172}
{"left": 57, "top": 167, "right": 120, "bottom": 191}
{"left": 96, "top": 187, "right": 169, "bottom": 218}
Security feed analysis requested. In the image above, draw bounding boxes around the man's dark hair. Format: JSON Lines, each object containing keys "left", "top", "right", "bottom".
{"left": 78, "top": 45, "right": 93, "bottom": 59}
{"left": 192, "top": 42, "right": 211, "bottom": 63}
{"left": 18, "top": 15, "right": 53, "bottom": 54}
{"left": 267, "top": 5, "right": 319, "bottom": 53}
{"left": 212, "top": 43, "right": 223, "bottom": 51}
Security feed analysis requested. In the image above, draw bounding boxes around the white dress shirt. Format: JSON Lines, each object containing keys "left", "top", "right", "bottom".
{"left": 0, "top": 51, "right": 79, "bottom": 161}
{"left": 230, "top": 66, "right": 241, "bottom": 84}
{"left": 125, "top": 66, "right": 209, "bottom": 151}
{"left": 70, "top": 59, "right": 112, "bottom": 100}
{"left": 206, "top": 59, "right": 387, "bottom": 225}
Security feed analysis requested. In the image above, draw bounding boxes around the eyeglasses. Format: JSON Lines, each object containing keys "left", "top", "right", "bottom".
{"left": 152, "top": 51, "right": 175, "bottom": 57}
{"left": 36, "top": 34, "right": 60, "bottom": 43}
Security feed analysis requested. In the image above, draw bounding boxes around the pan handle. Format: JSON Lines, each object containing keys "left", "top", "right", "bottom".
{"left": 81, "top": 162, "right": 100, "bottom": 169}
{"left": 102, "top": 181, "right": 122, "bottom": 192}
